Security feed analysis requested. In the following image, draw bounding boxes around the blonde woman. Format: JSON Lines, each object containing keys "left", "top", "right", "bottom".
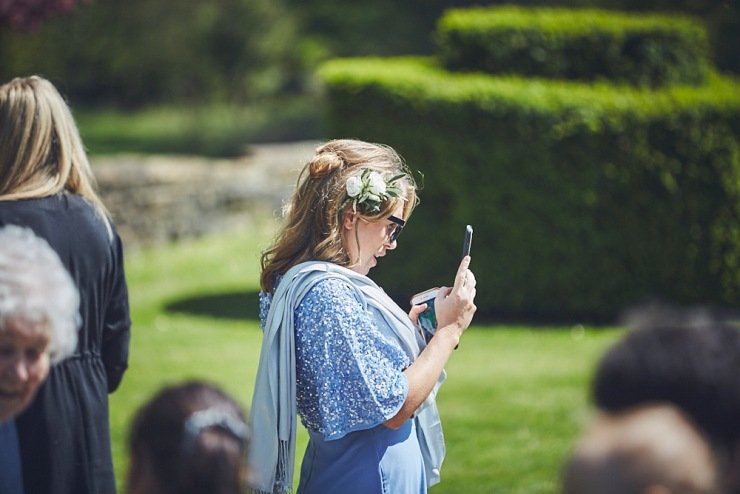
{"left": 0, "top": 75, "right": 131, "bottom": 494}
{"left": 248, "top": 139, "right": 477, "bottom": 493}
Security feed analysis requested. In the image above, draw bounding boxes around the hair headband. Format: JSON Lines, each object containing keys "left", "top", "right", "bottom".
{"left": 182, "top": 408, "right": 249, "bottom": 455}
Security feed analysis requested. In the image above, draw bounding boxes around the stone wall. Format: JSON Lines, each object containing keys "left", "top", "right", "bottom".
{"left": 93, "top": 141, "right": 318, "bottom": 248}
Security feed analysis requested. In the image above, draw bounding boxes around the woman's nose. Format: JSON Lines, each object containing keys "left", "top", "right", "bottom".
{"left": 5, "top": 355, "right": 30, "bottom": 382}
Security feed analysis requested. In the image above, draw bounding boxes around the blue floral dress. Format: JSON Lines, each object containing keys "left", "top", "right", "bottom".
{"left": 260, "top": 277, "right": 427, "bottom": 494}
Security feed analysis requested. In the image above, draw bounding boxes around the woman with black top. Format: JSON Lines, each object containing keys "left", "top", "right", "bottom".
{"left": 0, "top": 75, "right": 131, "bottom": 494}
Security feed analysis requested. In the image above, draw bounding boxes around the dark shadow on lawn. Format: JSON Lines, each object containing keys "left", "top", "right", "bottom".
{"left": 168, "top": 290, "right": 727, "bottom": 329}
{"left": 166, "top": 290, "right": 261, "bottom": 321}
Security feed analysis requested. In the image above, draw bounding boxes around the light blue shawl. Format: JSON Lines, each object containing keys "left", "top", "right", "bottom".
{"left": 246, "top": 261, "right": 446, "bottom": 493}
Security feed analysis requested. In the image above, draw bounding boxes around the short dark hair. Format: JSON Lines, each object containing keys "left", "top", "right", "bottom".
{"left": 592, "top": 306, "right": 740, "bottom": 452}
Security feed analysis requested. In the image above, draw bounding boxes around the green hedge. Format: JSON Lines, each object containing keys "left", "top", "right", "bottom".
{"left": 436, "top": 6, "right": 711, "bottom": 88}
{"left": 318, "top": 57, "right": 740, "bottom": 321}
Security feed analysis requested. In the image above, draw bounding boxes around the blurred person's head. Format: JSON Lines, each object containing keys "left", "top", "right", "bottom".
{"left": 260, "top": 139, "right": 419, "bottom": 291}
{"left": 0, "top": 224, "right": 79, "bottom": 421}
{"left": 591, "top": 305, "right": 740, "bottom": 493}
{"left": 0, "top": 75, "right": 109, "bottom": 219}
{"left": 562, "top": 404, "right": 720, "bottom": 494}
{"left": 127, "top": 381, "right": 249, "bottom": 494}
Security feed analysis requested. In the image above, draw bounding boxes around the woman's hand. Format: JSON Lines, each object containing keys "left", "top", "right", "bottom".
{"left": 386, "top": 256, "right": 477, "bottom": 429}
{"left": 434, "top": 256, "right": 477, "bottom": 335}
{"left": 408, "top": 303, "right": 428, "bottom": 325}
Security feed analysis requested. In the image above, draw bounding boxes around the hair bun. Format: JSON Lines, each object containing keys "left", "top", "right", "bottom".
{"left": 309, "top": 149, "right": 344, "bottom": 177}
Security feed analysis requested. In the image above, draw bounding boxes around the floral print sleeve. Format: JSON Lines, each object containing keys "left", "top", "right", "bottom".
{"left": 288, "top": 277, "right": 409, "bottom": 440}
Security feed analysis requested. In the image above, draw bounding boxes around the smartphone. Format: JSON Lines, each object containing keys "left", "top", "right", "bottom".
{"left": 411, "top": 225, "right": 474, "bottom": 341}
{"left": 411, "top": 287, "right": 440, "bottom": 341}
{"left": 462, "top": 224, "right": 473, "bottom": 258}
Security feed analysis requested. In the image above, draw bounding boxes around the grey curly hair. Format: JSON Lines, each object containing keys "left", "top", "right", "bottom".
{"left": 0, "top": 225, "right": 79, "bottom": 364}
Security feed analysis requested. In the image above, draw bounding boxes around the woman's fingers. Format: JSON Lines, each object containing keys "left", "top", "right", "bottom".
{"left": 437, "top": 286, "right": 453, "bottom": 299}
{"left": 408, "top": 303, "right": 428, "bottom": 324}
{"left": 454, "top": 256, "right": 472, "bottom": 289}
{"left": 454, "top": 255, "right": 478, "bottom": 297}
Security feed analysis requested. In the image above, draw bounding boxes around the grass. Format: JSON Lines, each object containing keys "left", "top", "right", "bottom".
{"left": 76, "top": 96, "right": 322, "bottom": 158}
{"left": 111, "top": 221, "right": 623, "bottom": 493}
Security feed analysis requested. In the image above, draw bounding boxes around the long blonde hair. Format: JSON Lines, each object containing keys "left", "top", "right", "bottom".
{"left": 260, "top": 139, "right": 418, "bottom": 292}
{"left": 0, "top": 76, "right": 109, "bottom": 219}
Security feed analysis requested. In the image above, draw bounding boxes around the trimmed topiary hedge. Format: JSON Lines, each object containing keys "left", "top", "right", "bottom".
{"left": 318, "top": 57, "right": 740, "bottom": 321}
{"left": 436, "top": 6, "right": 711, "bottom": 88}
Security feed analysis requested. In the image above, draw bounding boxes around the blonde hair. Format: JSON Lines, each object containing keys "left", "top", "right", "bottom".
{"left": 0, "top": 76, "right": 109, "bottom": 220}
{"left": 0, "top": 225, "right": 79, "bottom": 364}
{"left": 260, "top": 139, "right": 418, "bottom": 292}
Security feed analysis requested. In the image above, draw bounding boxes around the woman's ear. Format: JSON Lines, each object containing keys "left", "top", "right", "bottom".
{"left": 343, "top": 211, "right": 357, "bottom": 232}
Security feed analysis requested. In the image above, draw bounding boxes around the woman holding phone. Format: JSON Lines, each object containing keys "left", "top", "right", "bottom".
{"left": 247, "top": 139, "right": 477, "bottom": 494}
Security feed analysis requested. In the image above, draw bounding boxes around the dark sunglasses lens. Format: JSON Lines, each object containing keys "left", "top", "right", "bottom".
{"left": 387, "top": 215, "right": 405, "bottom": 242}
{"left": 390, "top": 225, "right": 402, "bottom": 242}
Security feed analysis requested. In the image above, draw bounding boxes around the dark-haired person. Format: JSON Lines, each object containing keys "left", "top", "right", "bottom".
{"left": 127, "top": 381, "right": 249, "bottom": 494}
{"left": 590, "top": 306, "right": 740, "bottom": 493}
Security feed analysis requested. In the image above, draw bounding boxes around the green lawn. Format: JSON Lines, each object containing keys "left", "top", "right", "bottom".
{"left": 77, "top": 98, "right": 321, "bottom": 158}
{"left": 111, "top": 222, "right": 622, "bottom": 493}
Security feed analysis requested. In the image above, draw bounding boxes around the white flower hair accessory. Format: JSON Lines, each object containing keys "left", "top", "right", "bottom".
{"left": 345, "top": 169, "right": 405, "bottom": 214}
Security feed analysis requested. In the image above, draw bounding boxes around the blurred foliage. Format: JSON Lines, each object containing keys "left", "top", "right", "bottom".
{"left": 1, "top": 0, "right": 737, "bottom": 110}
{"left": 0, "top": 0, "right": 86, "bottom": 30}
{"left": 598, "top": 0, "right": 739, "bottom": 73}
{"left": 76, "top": 97, "right": 322, "bottom": 157}
{"left": 282, "top": 0, "right": 485, "bottom": 57}
{"left": 0, "top": 0, "right": 310, "bottom": 106}
{"left": 286, "top": 0, "right": 738, "bottom": 73}
{"left": 0, "top": 0, "right": 736, "bottom": 158}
